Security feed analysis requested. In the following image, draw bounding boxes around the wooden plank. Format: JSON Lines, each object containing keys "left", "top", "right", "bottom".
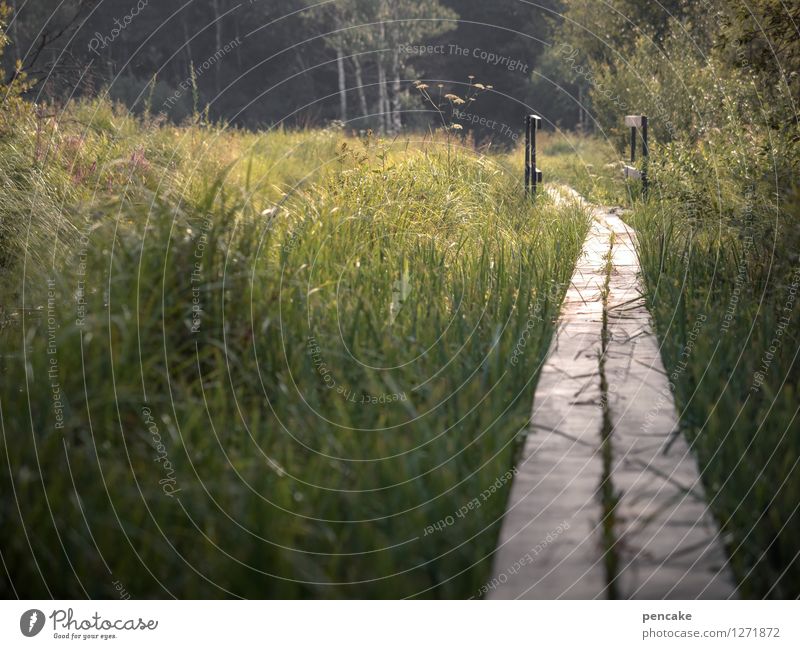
{"left": 624, "top": 115, "right": 644, "bottom": 128}
{"left": 487, "top": 192, "right": 737, "bottom": 599}
{"left": 623, "top": 165, "right": 641, "bottom": 180}
{"left": 601, "top": 213, "right": 736, "bottom": 599}
{"left": 487, "top": 196, "right": 610, "bottom": 599}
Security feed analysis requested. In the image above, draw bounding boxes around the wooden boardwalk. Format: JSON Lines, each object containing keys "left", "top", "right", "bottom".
{"left": 486, "top": 198, "right": 736, "bottom": 599}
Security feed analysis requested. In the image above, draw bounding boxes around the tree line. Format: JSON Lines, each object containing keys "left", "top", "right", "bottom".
{"left": 2, "top": 1, "right": 797, "bottom": 145}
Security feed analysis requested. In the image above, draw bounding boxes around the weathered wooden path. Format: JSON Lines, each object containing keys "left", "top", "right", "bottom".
{"left": 487, "top": 192, "right": 736, "bottom": 599}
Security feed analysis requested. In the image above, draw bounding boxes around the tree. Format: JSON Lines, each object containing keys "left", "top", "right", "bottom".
{"left": 559, "top": 0, "right": 690, "bottom": 68}
{"left": 305, "top": 0, "right": 364, "bottom": 123}
{"left": 378, "top": 0, "right": 456, "bottom": 133}
{"left": 3, "top": 0, "right": 99, "bottom": 87}
{"left": 717, "top": 0, "right": 800, "bottom": 108}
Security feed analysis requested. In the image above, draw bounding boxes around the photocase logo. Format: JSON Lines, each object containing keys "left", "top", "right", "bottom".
{"left": 20, "top": 609, "right": 45, "bottom": 637}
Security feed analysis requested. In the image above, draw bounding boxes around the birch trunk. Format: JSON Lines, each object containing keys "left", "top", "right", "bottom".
{"left": 353, "top": 57, "right": 368, "bottom": 122}
{"left": 377, "top": 21, "right": 389, "bottom": 133}
{"left": 390, "top": 47, "right": 402, "bottom": 133}
{"left": 377, "top": 62, "right": 389, "bottom": 133}
{"left": 336, "top": 46, "right": 347, "bottom": 122}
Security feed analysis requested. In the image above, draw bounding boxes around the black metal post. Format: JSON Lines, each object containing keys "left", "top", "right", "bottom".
{"left": 531, "top": 116, "right": 538, "bottom": 194}
{"left": 524, "top": 114, "right": 542, "bottom": 197}
{"left": 624, "top": 114, "right": 648, "bottom": 199}
{"left": 641, "top": 115, "right": 649, "bottom": 198}
{"left": 524, "top": 115, "right": 531, "bottom": 196}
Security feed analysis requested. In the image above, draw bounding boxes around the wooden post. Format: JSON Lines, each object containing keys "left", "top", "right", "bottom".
{"left": 641, "top": 115, "right": 649, "bottom": 198}
{"left": 623, "top": 115, "right": 648, "bottom": 198}
{"left": 525, "top": 115, "right": 531, "bottom": 195}
{"left": 525, "top": 114, "right": 542, "bottom": 197}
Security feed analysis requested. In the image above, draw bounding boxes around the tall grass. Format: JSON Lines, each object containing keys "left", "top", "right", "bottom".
{"left": 630, "top": 200, "right": 800, "bottom": 598}
{"left": 0, "top": 100, "right": 589, "bottom": 598}
{"left": 498, "top": 131, "right": 627, "bottom": 205}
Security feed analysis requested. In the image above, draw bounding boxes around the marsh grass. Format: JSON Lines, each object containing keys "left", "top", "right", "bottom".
{"left": 498, "top": 131, "right": 627, "bottom": 205}
{"left": 0, "top": 100, "right": 589, "bottom": 598}
{"left": 630, "top": 200, "right": 800, "bottom": 598}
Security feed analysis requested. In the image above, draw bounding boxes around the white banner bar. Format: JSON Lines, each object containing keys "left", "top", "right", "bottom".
{"left": 2, "top": 600, "right": 797, "bottom": 647}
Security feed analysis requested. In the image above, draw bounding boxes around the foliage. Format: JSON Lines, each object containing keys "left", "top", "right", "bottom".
{"left": 3, "top": 0, "right": 562, "bottom": 137}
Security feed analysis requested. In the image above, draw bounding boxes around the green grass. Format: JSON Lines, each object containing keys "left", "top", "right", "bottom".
{"left": 496, "top": 132, "right": 628, "bottom": 205}
{"left": 0, "top": 102, "right": 589, "bottom": 598}
{"left": 629, "top": 199, "right": 800, "bottom": 598}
